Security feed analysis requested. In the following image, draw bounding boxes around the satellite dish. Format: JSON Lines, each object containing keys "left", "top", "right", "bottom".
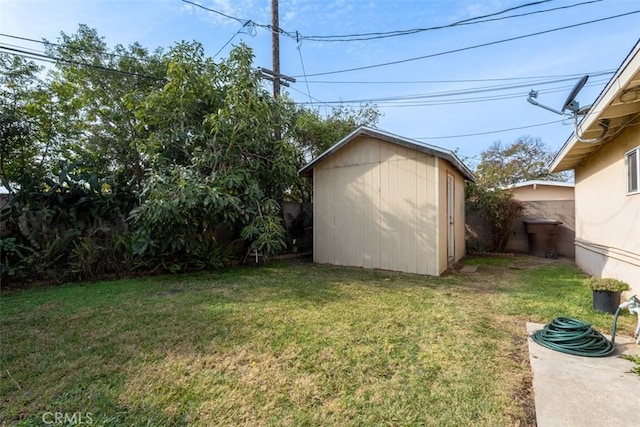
{"left": 561, "top": 75, "right": 589, "bottom": 113}
{"left": 527, "top": 74, "right": 606, "bottom": 143}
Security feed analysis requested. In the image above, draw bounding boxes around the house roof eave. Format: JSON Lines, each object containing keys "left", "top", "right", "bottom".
{"left": 550, "top": 40, "right": 640, "bottom": 173}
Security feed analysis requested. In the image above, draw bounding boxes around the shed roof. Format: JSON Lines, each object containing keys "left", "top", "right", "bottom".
{"left": 298, "top": 126, "right": 475, "bottom": 181}
{"left": 505, "top": 180, "right": 574, "bottom": 189}
{"left": 550, "top": 40, "right": 640, "bottom": 172}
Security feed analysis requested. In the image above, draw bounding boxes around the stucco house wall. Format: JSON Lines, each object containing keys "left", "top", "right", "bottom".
{"left": 301, "top": 127, "right": 474, "bottom": 276}
{"left": 550, "top": 40, "right": 640, "bottom": 295}
{"left": 573, "top": 125, "right": 640, "bottom": 290}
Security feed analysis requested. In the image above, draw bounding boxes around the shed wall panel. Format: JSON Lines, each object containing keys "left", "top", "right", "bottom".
{"left": 415, "top": 160, "right": 426, "bottom": 275}
{"left": 455, "top": 170, "right": 466, "bottom": 261}
{"left": 426, "top": 157, "right": 438, "bottom": 274}
{"left": 312, "top": 136, "right": 441, "bottom": 275}
{"left": 437, "top": 160, "right": 466, "bottom": 273}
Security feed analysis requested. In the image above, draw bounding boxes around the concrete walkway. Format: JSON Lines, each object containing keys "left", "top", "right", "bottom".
{"left": 526, "top": 322, "right": 640, "bottom": 427}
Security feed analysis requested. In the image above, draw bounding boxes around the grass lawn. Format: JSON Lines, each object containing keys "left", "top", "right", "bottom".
{"left": 1, "top": 256, "right": 636, "bottom": 426}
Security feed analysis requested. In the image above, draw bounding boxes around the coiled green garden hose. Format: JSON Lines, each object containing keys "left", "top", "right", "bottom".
{"left": 531, "top": 316, "right": 616, "bottom": 357}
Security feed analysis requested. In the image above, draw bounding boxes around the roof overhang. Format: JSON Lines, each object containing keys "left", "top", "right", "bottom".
{"left": 298, "top": 126, "right": 476, "bottom": 182}
{"left": 504, "top": 180, "right": 574, "bottom": 189}
{"left": 550, "top": 40, "right": 640, "bottom": 173}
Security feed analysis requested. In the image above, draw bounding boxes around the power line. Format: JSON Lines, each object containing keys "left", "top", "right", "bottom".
{"left": 181, "top": 0, "right": 298, "bottom": 39}
{"left": 0, "top": 32, "right": 158, "bottom": 64}
{"left": 302, "top": 70, "right": 615, "bottom": 85}
{"left": 212, "top": 22, "right": 255, "bottom": 59}
{"left": 302, "top": 0, "right": 601, "bottom": 42}
{"left": 412, "top": 119, "right": 566, "bottom": 140}
{"left": 0, "top": 48, "right": 59, "bottom": 66}
{"left": 296, "top": 40, "right": 313, "bottom": 105}
{"left": 302, "top": 0, "right": 550, "bottom": 41}
{"left": 182, "top": 0, "right": 250, "bottom": 26}
{"left": 294, "top": 77, "right": 610, "bottom": 106}
{"left": 181, "top": 0, "right": 600, "bottom": 46}
{"left": 286, "top": 85, "right": 337, "bottom": 110}
{"left": 290, "top": 79, "right": 608, "bottom": 109}
{"left": 296, "top": 10, "right": 640, "bottom": 77}
{"left": 0, "top": 45, "right": 166, "bottom": 82}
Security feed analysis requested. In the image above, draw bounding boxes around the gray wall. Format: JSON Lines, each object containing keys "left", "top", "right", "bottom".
{"left": 466, "top": 199, "right": 575, "bottom": 257}
{"left": 506, "top": 200, "right": 575, "bottom": 257}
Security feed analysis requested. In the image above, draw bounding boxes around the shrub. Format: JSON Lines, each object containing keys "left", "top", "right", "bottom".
{"left": 584, "top": 277, "right": 631, "bottom": 292}
{"left": 465, "top": 182, "right": 523, "bottom": 253}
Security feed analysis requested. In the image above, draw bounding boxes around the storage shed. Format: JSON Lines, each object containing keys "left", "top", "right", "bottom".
{"left": 299, "top": 126, "right": 475, "bottom": 276}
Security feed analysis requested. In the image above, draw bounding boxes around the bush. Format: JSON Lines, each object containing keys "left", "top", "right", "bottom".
{"left": 0, "top": 163, "right": 135, "bottom": 284}
{"left": 465, "top": 182, "right": 523, "bottom": 253}
{"left": 584, "top": 277, "right": 631, "bottom": 292}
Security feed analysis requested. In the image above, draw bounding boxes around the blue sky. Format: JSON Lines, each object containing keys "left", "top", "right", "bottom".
{"left": 1, "top": 0, "right": 639, "bottom": 167}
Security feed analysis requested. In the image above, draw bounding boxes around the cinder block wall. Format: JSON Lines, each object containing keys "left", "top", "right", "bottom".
{"left": 506, "top": 200, "right": 575, "bottom": 257}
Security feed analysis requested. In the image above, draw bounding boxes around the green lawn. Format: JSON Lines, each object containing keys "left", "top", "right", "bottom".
{"left": 1, "top": 257, "right": 635, "bottom": 426}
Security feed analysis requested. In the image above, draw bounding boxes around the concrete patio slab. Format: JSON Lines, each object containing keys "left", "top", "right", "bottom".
{"left": 526, "top": 322, "right": 640, "bottom": 427}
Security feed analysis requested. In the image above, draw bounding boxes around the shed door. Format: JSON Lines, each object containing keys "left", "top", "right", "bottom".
{"left": 447, "top": 174, "right": 455, "bottom": 264}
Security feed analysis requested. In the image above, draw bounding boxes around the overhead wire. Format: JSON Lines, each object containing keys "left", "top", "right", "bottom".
{"left": 295, "top": 38, "right": 313, "bottom": 105}
{"left": 286, "top": 86, "right": 338, "bottom": 110}
{"left": 212, "top": 21, "right": 256, "bottom": 59}
{"left": 10, "top": 38, "right": 596, "bottom": 109}
{"left": 181, "top": 0, "right": 298, "bottom": 39}
{"left": 0, "top": 32, "right": 158, "bottom": 64}
{"left": 182, "top": 0, "right": 250, "bottom": 26}
{"left": 3, "top": 4, "right": 624, "bottom": 143}
{"left": 181, "top": 0, "right": 601, "bottom": 44}
{"left": 0, "top": 44, "right": 166, "bottom": 82}
{"left": 302, "top": 0, "right": 602, "bottom": 42}
{"left": 412, "top": 119, "right": 566, "bottom": 140}
{"left": 301, "top": 70, "right": 615, "bottom": 85}
{"left": 293, "top": 77, "right": 610, "bottom": 106}
{"left": 296, "top": 10, "right": 640, "bottom": 77}
{"left": 0, "top": 47, "right": 59, "bottom": 66}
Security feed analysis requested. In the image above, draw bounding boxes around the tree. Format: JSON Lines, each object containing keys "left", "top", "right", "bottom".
{"left": 466, "top": 135, "right": 570, "bottom": 253}
{"left": 45, "top": 24, "right": 166, "bottom": 188}
{"left": 291, "top": 105, "right": 380, "bottom": 161}
{"left": 475, "top": 136, "right": 571, "bottom": 188}
{"left": 4, "top": 26, "right": 360, "bottom": 280}
{"left": 129, "top": 42, "right": 298, "bottom": 267}
{"left": 465, "top": 183, "right": 523, "bottom": 252}
{"left": 0, "top": 54, "right": 57, "bottom": 193}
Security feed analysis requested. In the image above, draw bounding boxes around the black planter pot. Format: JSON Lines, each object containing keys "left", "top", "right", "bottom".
{"left": 592, "top": 290, "right": 621, "bottom": 314}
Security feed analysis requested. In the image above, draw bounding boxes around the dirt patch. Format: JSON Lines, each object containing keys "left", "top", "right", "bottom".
{"left": 494, "top": 315, "right": 538, "bottom": 427}
{"left": 510, "top": 333, "right": 537, "bottom": 427}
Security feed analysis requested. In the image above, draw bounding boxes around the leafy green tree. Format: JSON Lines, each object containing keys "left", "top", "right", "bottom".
{"left": 467, "top": 135, "right": 569, "bottom": 253}
{"left": 45, "top": 24, "right": 166, "bottom": 188}
{"left": 4, "top": 26, "right": 357, "bottom": 280}
{"left": 292, "top": 105, "right": 380, "bottom": 160}
{"left": 465, "top": 182, "right": 523, "bottom": 252}
{"left": 475, "top": 136, "right": 571, "bottom": 187}
{"left": 0, "top": 54, "right": 57, "bottom": 193}
{"left": 130, "top": 42, "right": 297, "bottom": 265}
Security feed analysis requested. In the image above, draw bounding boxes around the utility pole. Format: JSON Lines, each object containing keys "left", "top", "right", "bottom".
{"left": 259, "top": 0, "right": 296, "bottom": 141}
{"left": 260, "top": 0, "right": 295, "bottom": 96}
{"left": 272, "top": 0, "right": 280, "bottom": 98}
